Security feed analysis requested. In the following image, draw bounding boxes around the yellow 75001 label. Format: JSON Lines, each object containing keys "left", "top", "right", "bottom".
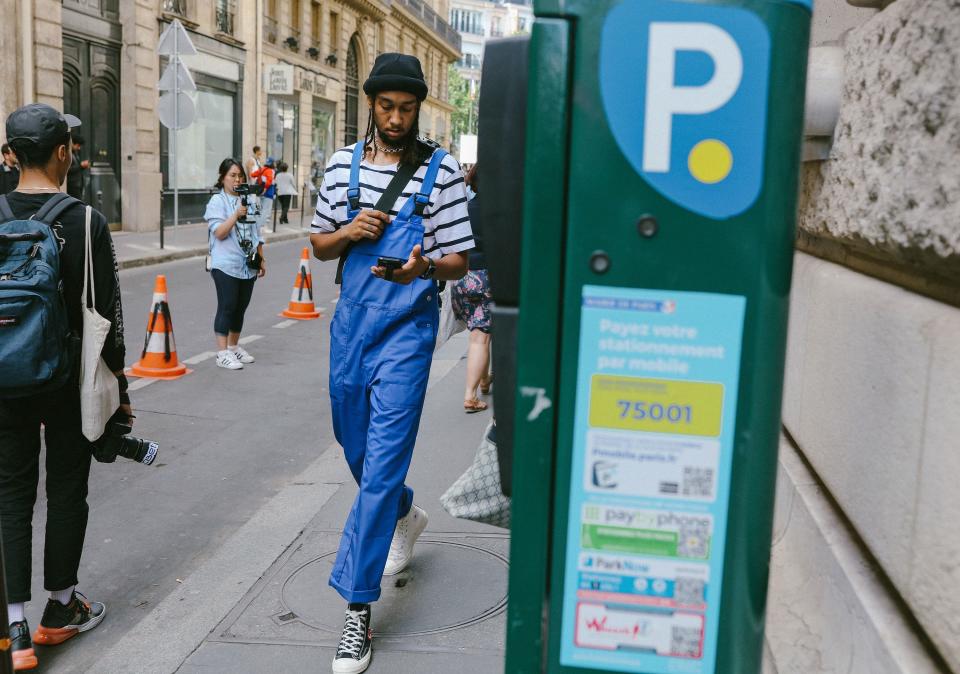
{"left": 588, "top": 375, "right": 724, "bottom": 437}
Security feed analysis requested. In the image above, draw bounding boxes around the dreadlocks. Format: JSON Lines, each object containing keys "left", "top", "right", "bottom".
{"left": 363, "top": 105, "right": 430, "bottom": 168}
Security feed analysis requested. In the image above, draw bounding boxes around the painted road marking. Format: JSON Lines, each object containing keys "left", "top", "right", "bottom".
{"left": 273, "top": 319, "right": 297, "bottom": 329}
{"left": 239, "top": 334, "right": 264, "bottom": 345}
{"left": 128, "top": 377, "right": 158, "bottom": 392}
{"left": 182, "top": 351, "right": 217, "bottom": 365}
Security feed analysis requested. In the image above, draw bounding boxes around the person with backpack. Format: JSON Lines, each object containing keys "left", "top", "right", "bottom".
{"left": 250, "top": 156, "right": 276, "bottom": 231}
{"left": 310, "top": 53, "right": 473, "bottom": 674}
{"left": 0, "top": 104, "right": 127, "bottom": 670}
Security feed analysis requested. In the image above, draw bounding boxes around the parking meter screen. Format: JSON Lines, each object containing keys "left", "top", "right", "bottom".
{"left": 560, "top": 287, "right": 745, "bottom": 673}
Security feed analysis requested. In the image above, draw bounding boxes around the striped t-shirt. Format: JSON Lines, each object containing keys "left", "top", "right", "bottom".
{"left": 311, "top": 143, "right": 474, "bottom": 259}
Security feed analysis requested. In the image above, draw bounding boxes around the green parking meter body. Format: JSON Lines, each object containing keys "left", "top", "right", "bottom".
{"left": 502, "top": 1, "right": 812, "bottom": 673}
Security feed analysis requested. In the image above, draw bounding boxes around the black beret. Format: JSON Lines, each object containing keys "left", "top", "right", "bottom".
{"left": 363, "top": 53, "right": 428, "bottom": 101}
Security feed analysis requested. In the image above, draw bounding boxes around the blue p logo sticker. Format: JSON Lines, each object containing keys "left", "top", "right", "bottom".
{"left": 600, "top": 1, "right": 771, "bottom": 219}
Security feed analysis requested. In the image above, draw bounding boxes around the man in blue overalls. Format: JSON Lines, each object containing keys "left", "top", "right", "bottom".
{"left": 310, "top": 54, "right": 473, "bottom": 673}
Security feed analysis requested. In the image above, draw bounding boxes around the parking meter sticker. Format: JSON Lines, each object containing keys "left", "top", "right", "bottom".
{"left": 581, "top": 504, "right": 713, "bottom": 561}
{"left": 585, "top": 430, "right": 720, "bottom": 502}
{"left": 561, "top": 286, "right": 745, "bottom": 673}
{"left": 573, "top": 603, "right": 705, "bottom": 660}
{"left": 600, "top": 0, "right": 771, "bottom": 219}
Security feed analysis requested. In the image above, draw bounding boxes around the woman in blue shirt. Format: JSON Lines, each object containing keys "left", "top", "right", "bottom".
{"left": 204, "top": 158, "right": 266, "bottom": 370}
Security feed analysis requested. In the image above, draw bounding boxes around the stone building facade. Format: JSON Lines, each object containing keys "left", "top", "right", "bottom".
{"left": 1, "top": 0, "right": 460, "bottom": 231}
{"left": 764, "top": 0, "right": 960, "bottom": 672}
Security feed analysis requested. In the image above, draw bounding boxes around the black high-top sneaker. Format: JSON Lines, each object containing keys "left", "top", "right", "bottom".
{"left": 332, "top": 603, "right": 372, "bottom": 673}
{"left": 10, "top": 620, "right": 37, "bottom": 670}
{"left": 32, "top": 591, "right": 105, "bottom": 646}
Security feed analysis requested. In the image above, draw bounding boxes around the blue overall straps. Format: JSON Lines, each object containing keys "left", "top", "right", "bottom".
{"left": 328, "top": 143, "right": 447, "bottom": 603}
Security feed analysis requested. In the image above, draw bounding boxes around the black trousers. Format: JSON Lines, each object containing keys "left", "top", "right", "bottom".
{"left": 277, "top": 194, "right": 292, "bottom": 223}
{"left": 212, "top": 268, "right": 256, "bottom": 336}
{"left": 0, "top": 384, "right": 92, "bottom": 603}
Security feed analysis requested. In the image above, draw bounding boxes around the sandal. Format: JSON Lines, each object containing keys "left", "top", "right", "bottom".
{"left": 464, "top": 398, "right": 489, "bottom": 414}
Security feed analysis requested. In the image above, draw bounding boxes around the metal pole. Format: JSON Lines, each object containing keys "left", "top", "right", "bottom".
{"left": 172, "top": 23, "right": 179, "bottom": 242}
{"left": 300, "top": 181, "right": 309, "bottom": 229}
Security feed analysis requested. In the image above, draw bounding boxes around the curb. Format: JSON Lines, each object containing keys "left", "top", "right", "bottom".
{"left": 118, "top": 230, "right": 308, "bottom": 271}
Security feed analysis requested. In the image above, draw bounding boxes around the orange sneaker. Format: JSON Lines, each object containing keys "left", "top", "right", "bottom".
{"left": 32, "top": 592, "right": 105, "bottom": 646}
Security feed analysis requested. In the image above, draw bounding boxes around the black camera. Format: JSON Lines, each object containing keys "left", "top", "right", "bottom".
{"left": 92, "top": 411, "right": 159, "bottom": 466}
{"left": 235, "top": 183, "right": 264, "bottom": 222}
{"left": 239, "top": 238, "right": 263, "bottom": 271}
{"left": 234, "top": 183, "right": 264, "bottom": 270}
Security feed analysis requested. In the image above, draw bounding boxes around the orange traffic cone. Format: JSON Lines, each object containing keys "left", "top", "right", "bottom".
{"left": 281, "top": 248, "right": 322, "bottom": 320}
{"left": 126, "top": 275, "right": 191, "bottom": 379}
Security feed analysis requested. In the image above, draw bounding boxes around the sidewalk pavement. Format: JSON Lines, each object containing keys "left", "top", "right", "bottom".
{"left": 89, "top": 332, "right": 507, "bottom": 673}
{"left": 112, "top": 219, "right": 312, "bottom": 270}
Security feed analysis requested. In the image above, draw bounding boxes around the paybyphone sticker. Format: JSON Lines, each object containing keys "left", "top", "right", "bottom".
{"left": 599, "top": 0, "right": 771, "bottom": 219}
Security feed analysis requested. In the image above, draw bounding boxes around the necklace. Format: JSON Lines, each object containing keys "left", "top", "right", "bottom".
{"left": 374, "top": 139, "right": 405, "bottom": 154}
{"left": 17, "top": 187, "right": 61, "bottom": 193}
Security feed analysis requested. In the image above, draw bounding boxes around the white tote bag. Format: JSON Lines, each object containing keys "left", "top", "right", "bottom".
{"left": 79, "top": 206, "right": 120, "bottom": 441}
{"left": 434, "top": 282, "right": 466, "bottom": 352}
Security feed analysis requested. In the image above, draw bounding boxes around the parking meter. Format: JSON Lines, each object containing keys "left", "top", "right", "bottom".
{"left": 480, "top": 1, "right": 813, "bottom": 672}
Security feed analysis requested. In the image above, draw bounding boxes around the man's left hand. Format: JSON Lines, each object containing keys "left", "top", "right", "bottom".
{"left": 371, "top": 244, "right": 429, "bottom": 285}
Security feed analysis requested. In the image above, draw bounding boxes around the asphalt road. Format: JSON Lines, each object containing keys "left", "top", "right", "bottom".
{"left": 25, "top": 237, "right": 345, "bottom": 672}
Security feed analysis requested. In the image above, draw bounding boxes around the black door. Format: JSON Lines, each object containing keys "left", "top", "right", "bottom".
{"left": 61, "top": 35, "right": 121, "bottom": 224}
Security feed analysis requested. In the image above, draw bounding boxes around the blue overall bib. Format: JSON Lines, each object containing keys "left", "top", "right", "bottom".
{"left": 328, "top": 143, "right": 446, "bottom": 603}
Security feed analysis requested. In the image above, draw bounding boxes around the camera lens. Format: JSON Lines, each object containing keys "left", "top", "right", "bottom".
{"left": 115, "top": 437, "right": 159, "bottom": 466}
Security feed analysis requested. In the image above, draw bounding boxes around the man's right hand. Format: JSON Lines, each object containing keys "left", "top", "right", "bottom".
{"left": 343, "top": 210, "right": 388, "bottom": 242}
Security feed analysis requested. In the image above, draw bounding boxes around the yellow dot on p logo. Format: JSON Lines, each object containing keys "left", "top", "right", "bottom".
{"left": 688, "top": 139, "right": 733, "bottom": 184}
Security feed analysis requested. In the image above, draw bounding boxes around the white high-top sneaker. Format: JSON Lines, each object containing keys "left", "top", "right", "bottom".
{"left": 383, "top": 504, "right": 428, "bottom": 576}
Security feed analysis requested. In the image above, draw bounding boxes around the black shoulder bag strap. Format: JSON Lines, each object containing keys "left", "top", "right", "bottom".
{"left": 0, "top": 195, "right": 15, "bottom": 223}
{"left": 32, "top": 192, "right": 79, "bottom": 225}
{"left": 335, "top": 160, "right": 421, "bottom": 285}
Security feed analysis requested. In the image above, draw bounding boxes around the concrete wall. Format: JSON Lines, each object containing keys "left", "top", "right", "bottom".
{"left": 766, "top": 0, "right": 960, "bottom": 671}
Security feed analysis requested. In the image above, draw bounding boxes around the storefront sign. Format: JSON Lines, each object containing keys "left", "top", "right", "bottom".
{"left": 297, "top": 69, "right": 329, "bottom": 97}
{"left": 560, "top": 285, "right": 745, "bottom": 673}
{"left": 265, "top": 64, "right": 295, "bottom": 95}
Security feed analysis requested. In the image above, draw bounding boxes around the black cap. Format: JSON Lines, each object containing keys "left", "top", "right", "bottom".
{"left": 363, "top": 53, "right": 428, "bottom": 101}
{"left": 6, "top": 103, "right": 81, "bottom": 146}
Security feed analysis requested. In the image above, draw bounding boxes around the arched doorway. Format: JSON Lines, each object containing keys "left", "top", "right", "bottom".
{"left": 344, "top": 34, "right": 364, "bottom": 145}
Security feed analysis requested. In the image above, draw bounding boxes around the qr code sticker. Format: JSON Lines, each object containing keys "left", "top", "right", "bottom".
{"left": 670, "top": 625, "right": 702, "bottom": 658}
{"left": 674, "top": 577, "right": 706, "bottom": 606}
{"left": 677, "top": 524, "right": 710, "bottom": 559}
{"left": 682, "top": 467, "right": 715, "bottom": 498}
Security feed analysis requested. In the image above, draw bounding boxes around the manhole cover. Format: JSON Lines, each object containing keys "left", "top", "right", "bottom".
{"left": 281, "top": 539, "right": 508, "bottom": 637}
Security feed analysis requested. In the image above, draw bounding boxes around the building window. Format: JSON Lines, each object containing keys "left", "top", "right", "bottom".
{"left": 167, "top": 87, "right": 235, "bottom": 190}
{"left": 450, "top": 9, "right": 483, "bottom": 36}
{"left": 162, "top": 0, "right": 188, "bottom": 17}
{"left": 215, "top": 0, "right": 235, "bottom": 35}
{"left": 312, "top": 99, "right": 337, "bottom": 188}
{"left": 265, "top": 0, "right": 278, "bottom": 44}
{"left": 457, "top": 53, "right": 481, "bottom": 69}
{"left": 311, "top": 1, "right": 322, "bottom": 51}
{"left": 267, "top": 97, "right": 300, "bottom": 184}
{"left": 344, "top": 35, "right": 360, "bottom": 144}
{"left": 491, "top": 16, "right": 502, "bottom": 37}
{"left": 290, "top": 0, "right": 301, "bottom": 40}
{"left": 329, "top": 11, "right": 340, "bottom": 58}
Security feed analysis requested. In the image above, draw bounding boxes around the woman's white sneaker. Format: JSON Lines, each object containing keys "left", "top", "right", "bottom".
{"left": 231, "top": 346, "right": 255, "bottom": 363}
{"left": 383, "top": 505, "right": 428, "bottom": 576}
{"left": 216, "top": 350, "right": 243, "bottom": 370}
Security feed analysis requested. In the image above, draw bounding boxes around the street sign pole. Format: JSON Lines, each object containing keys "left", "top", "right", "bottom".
{"left": 157, "top": 19, "right": 197, "bottom": 250}
{"left": 172, "top": 22, "right": 178, "bottom": 245}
